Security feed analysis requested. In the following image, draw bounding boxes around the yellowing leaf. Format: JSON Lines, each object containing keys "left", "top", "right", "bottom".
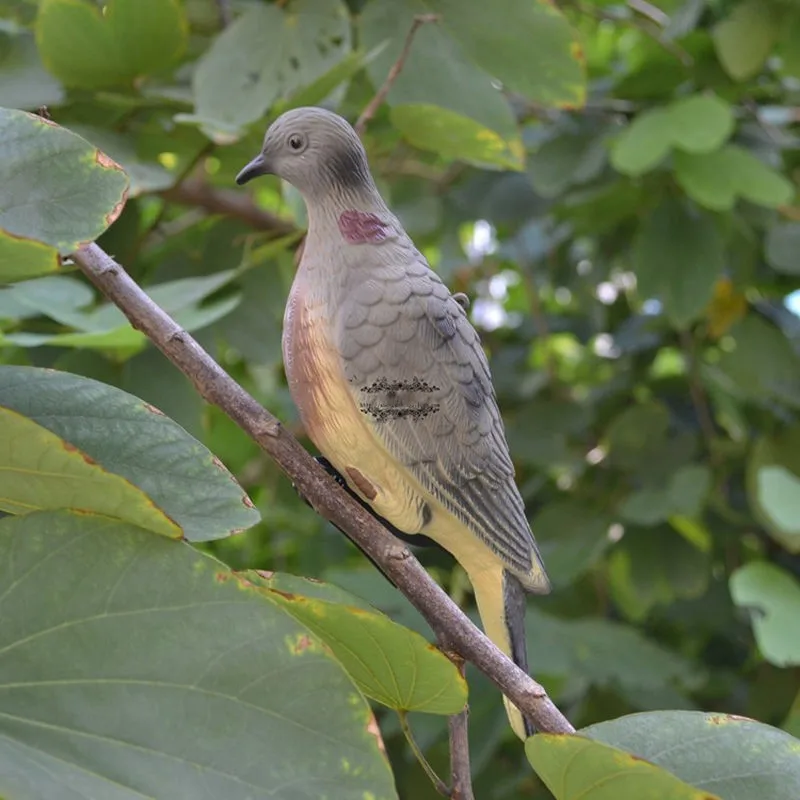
{"left": 391, "top": 104, "right": 524, "bottom": 170}
{"left": 0, "top": 405, "right": 180, "bottom": 537}
{"left": 706, "top": 277, "right": 747, "bottom": 338}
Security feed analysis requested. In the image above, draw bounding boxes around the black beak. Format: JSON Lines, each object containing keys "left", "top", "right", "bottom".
{"left": 235, "top": 153, "right": 270, "bottom": 185}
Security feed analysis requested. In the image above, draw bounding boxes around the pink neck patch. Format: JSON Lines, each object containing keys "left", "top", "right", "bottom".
{"left": 338, "top": 210, "right": 393, "bottom": 244}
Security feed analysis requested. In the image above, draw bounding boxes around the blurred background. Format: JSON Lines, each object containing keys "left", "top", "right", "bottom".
{"left": 1, "top": 0, "right": 799, "bottom": 796}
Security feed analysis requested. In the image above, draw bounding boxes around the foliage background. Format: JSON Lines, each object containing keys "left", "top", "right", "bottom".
{"left": 1, "top": 0, "right": 800, "bottom": 797}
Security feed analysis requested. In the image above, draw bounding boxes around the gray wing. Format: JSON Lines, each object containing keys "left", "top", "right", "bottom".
{"left": 336, "top": 255, "right": 544, "bottom": 586}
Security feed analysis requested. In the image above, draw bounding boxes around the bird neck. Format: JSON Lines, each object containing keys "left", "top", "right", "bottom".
{"left": 304, "top": 184, "right": 394, "bottom": 246}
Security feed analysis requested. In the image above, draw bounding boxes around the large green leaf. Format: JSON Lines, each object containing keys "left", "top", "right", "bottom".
{"left": 532, "top": 500, "right": 612, "bottom": 586}
{"left": 0, "top": 29, "right": 64, "bottom": 109}
{"left": 0, "top": 233, "right": 60, "bottom": 284}
{"left": 0, "top": 405, "right": 180, "bottom": 536}
{"left": 730, "top": 562, "right": 800, "bottom": 667}
{"left": 714, "top": 314, "right": 800, "bottom": 410}
{"left": 583, "top": 711, "right": 800, "bottom": 800}
{"left": 0, "top": 107, "right": 129, "bottom": 284}
{"left": 712, "top": 0, "right": 778, "bottom": 81}
{"left": 0, "top": 511, "right": 397, "bottom": 800}
{"left": 249, "top": 572, "right": 468, "bottom": 714}
{"left": 0, "top": 366, "right": 259, "bottom": 541}
{"left": 68, "top": 125, "right": 174, "bottom": 197}
{"left": 432, "top": 0, "right": 584, "bottom": 108}
{"left": 765, "top": 223, "right": 800, "bottom": 275}
{"left": 186, "top": 0, "right": 350, "bottom": 142}
{"left": 674, "top": 146, "right": 794, "bottom": 211}
{"left": 611, "top": 94, "right": 734, "bottom": 177}
{"left": 359, "top": 0, "right": 518, "bottom": 142}
{"left": 35, "top": 0, "right": 188, "bottom": 89}
{"left": 391, "top": 104, "right": 525, "bottom": 170}
{"left": 632, "top": 198, "right": 724, "bottom": 327}
{"left": 747, "top": 429, "right": 800, "bottom": 552}
{"left": 526, "top": 734, "right": 715, "bottom": 799}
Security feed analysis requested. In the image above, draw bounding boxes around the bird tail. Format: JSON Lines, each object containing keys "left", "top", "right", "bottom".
{"left": 471, "top": 567, "right": 535, "bottom": 739}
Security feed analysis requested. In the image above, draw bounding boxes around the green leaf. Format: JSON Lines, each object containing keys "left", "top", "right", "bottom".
{"left": 359, "top": 0, "right": 583, "bottom": 153}
{"left": 35, "top": 0, "right": 188, "bottom": 89}
{"left": 250, "top": 573, "right": 468, "bottom": 714}
{"left": 391, "top": 104, "right": 525, "bottom": 170}
{"left": 68, "top": 125, "right": 174, "bottom": 197}
{"left": 715, "top": 314, "right": 800, "bottom": 409}
{"left": 712, "top": 0, "right": 778, "bottom": 81}
{"left": 0, "top": 231, "right": 60, "bottom": 284}
{"left": 611, "top": 94, "right": 734, "bottom": 177}
{"left": 608, "top": 528, "right": 709, "bottom": 621}
{"left": 765, "top": 222, "right": 800, "bottom": 275}
{"left": 359, "top": 1, "right": 519, "bottom": 144}
{"left": 667, "top": 94, "right": 735, "bottom": 154}
{"left": 621, "top": 465, "right": 711, "bottom": 526}
{"left": 632, "top": 197, "right": 724, "bottom": 327}
{"left": 0, "top": 405, "right": 180, "bottom": 536}
{"left": 188, "top": 0, "right": 350, "bottom": 142}
{"left": 747, "top": 429, "right": 800, "bottom": 552}
{"left": 0, "top": 108, "right": 129, "bottom": 266}
{"left": 533, "top": 500, "right": 612, "bottom": 586}
{"left": 429, "top": 0, "right": 585, "bottom": 109}
{"left": 610, "top": 108, "right": 672, "bottom": 176}
{"left": 0, "top": 366, "right": 259, "bottom": 541}
{"left": 528, "top": 132, "right": 608, "bottom": 198}
{"left": 583, "top": 710, "right": 800, "bottom": 800}
{"left": 730, "top": 562, "right": 800, "bottom": 666}
{"left": 777, "top": 12, "right": 800, "bottom": 78}
{"left": 0, "top": 511, "right": 397, "bottom": 800}
{"left": 526, "top": 734, "right": 715, "bottom": 800}
{"left": 0, "top": 29, "right": 64, "bottom": 109}
{"left": 526, "top": 608, "right": 695, "bottom": 692}
{"left": 675, "top": 145, "right": 794, "bottom": 211}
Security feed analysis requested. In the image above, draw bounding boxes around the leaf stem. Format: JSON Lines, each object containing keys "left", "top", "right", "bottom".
{"left": 397, "top": 711, "right": 451, "bottom": 797}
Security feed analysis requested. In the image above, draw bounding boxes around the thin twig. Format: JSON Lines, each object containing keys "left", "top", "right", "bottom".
{"left": 160, "top": 178, "right": 296, "bottom": 235}
{"left": 627, "top": 0, "right": 669, "bottom": 27}
{"left": 680, "top": 330, "right": 717, "bottom": 462}
{"left": 398, "top": 711, "right": 450, "bottom": 797}
{"left": 565, "top": 0, "right": 692, "bottom": 65}
{"left": 354, "top": 14, "right": 440, "bottom": 136}
{"left": 70, "top": 242, "right": 574, "bottom": 736}
{"left": 215, "top": 0, "right": 232, "bottom": 27}
{"left": 446, "top": 658, "right": 474, "bottom": 800}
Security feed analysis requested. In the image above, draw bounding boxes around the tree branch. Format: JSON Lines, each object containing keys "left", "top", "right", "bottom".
{"left": 160, "top": 177, "right": 296, "bottom": 235}
{"left": 354, "top": 14, "right": 440, "bottom": 136}
{"left": 447, "top": 657, "right": 475, "bottom": 800}
{"left": 70, "top": 241, "right": 574, "bottom": 737}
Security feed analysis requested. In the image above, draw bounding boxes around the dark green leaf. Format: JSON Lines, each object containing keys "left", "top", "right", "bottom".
{"left": 730, "top": 562, "right": 800, "bottom": 666}
{"left": 632, "top": 197, "right": 724, "bottom": 327}
{"left": 0, "top": 511, "right": 397, "bottom": 800}
{"left": 0, "top": 366, "right": 259, "bottom": 541}
{"left": 584, "top": 711, "right": 800, "bottom": 800}
{"left": 526, "top": 733, "right": 716, "bottom": 800}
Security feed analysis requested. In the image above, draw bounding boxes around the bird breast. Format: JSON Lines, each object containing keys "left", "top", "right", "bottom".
{"left": 282, "top": 271, "right": 424, "bottom": 534}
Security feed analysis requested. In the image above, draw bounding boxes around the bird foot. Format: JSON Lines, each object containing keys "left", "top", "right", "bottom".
{"left": 295, "top": 456, "right": 438, "bottom": 549}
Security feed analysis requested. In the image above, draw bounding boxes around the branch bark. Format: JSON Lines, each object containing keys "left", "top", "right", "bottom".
{"left": 70, "top": 241, "right": 574, "bottom": 737}
{"left": 354, "top": 14, "right": 440, "bottom": 136}
{"left": 160, "top": 177, "right": 296, "bottom": 235}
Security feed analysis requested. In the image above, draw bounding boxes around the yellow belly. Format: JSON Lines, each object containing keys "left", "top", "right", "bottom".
{"left": 282, "top": 280, "right": 504, "bottom": 586}
{"left": 283, "top": 286, "right": 422, "bottom": 533}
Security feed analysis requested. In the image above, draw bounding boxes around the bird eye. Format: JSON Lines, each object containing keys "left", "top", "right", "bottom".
{"left": 287, "top": 133, "right": 306, "bottom": 152}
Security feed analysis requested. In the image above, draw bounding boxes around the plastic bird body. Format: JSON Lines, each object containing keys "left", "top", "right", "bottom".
{"left": 237, "top": 108, "right": 550, "bottom": 738}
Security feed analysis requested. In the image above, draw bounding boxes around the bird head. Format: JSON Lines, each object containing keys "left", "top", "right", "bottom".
{"left": 236, "top": 107, "right": 373, "bottom": 198}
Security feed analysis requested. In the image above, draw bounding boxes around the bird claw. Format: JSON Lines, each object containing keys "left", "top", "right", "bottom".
{"left": 293, "top": 456, "right": 347, "bottom": 507}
